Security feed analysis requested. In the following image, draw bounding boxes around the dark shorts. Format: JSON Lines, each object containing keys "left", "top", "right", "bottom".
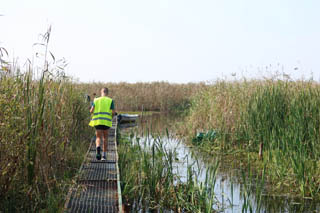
{"left": 94, "top": 125, "right": 110, "bottom": 130}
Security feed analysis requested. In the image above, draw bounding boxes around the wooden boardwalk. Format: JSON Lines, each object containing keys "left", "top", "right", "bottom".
{"left": 64, "top": 118, "right": 122, "bottom": 213}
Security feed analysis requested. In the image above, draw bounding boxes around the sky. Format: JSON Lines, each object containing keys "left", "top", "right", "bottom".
{"left": 1, "top": 0, "right": 320, "bottom": 83}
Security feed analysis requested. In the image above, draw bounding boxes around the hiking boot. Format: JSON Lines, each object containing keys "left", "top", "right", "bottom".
{"left": 96, "top": 147, "right": 101, "bottom": 160}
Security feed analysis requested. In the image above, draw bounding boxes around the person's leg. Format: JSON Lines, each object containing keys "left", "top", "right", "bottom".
{"left": 96, "top": 130, "right": 102, "bottom": 147}
{"left": 96, "top": 130, "right": 103, "bottom": 160}
{"left": 102, "top": 129, "right": 108, "bottom": 159}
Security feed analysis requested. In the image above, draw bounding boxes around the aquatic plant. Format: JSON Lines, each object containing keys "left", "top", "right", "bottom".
{"left": 0, "top": 28, "right": 91, "bottom": 211}
{"left": 118, "top": 130, "right": 220, "bottom": 212}
{"left": 183, "top": 79, "right": 320, "bottom": 200}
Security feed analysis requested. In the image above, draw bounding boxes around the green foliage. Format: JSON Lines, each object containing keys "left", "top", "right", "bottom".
{"left": 118, "top": 131, "right": 220, "bottom": 212}
{"left": 0, "top": 73, "right": 91, "bottom": 210}
{"left": 192, "top": 130, "right": 217, "bottom": 145}
{"left": 183, "top": 79, "right": 320, "bottom": 199}
{"left": 243, "top": 81, "right": 320, "bottom": 153}
{"left": 0, "top": 29, "right": 91, "bottom": 211}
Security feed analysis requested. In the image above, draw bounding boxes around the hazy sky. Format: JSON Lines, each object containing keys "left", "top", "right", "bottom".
{"left": 1, "top": 0, "right": 320, "bottom": 83}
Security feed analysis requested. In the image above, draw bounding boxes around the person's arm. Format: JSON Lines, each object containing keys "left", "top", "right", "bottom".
{"left": 111, "top": 100, "right": 116, "bottom": 117}
{"left": 90, "top": 106, "right": 94, "bottom": 114}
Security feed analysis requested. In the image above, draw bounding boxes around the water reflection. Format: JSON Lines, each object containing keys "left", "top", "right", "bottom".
{"left": 119, "top": 113, "right": 320, "bottom": 212}
{"left": 119, "top": 122, "right": 138, "bottom": 129}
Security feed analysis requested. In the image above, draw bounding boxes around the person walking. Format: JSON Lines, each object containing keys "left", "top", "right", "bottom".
{"left": 89, "top": 88, "right": 115, "bottom": 160}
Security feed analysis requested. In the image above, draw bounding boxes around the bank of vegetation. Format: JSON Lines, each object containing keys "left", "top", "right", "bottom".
{"left": 0, "top": 32, "right": 92, "bottom": 211}
{"left": 0, "top": 74, "right": 92, "bottom": 211}
{"left": 118, "top": 132, "right": 220, "bottom": 212}
{"left": 80, "top": 81, "right": 206, "bottom": 112}
{"left": 182, "top": 79, "right": 320, "bottom": 200}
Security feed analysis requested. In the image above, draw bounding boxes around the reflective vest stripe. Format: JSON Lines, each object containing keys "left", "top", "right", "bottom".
{"left": 91, "top": 117, "right": 112, "bottom": 121}
{"left": 93, "top": 112, "right": 111, "bottom": 116}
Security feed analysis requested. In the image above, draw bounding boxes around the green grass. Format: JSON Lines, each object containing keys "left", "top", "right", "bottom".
{"left": 240, "top": 81, "right": 320, "bottom": 198}
{"left": 106, "top": 78, "right": 320, "bottom": 207}
{"left": 118, "top": 130, "right": 220, "bottom": 212}
{"left": 182, "top": 79, "right": 320, "bottom": 200}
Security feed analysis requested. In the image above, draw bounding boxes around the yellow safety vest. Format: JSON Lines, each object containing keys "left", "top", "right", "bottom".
{"left": 89, "top": 97, "right": 113, "bottom": 127}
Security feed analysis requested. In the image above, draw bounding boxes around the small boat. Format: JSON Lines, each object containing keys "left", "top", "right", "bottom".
{"left": 118, "top": 114, "right": 139, "bottom": 123}
{"left": 119, "top": 122, "right": 138, "bottom": 129}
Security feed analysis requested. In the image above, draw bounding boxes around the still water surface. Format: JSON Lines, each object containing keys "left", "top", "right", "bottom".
{"left": 120, "top": 113, "right": 319, "bottom": 212}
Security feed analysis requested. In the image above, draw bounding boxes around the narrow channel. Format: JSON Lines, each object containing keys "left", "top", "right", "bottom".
{"left": 119, "top": 113, "right": 320, "bottom": 212}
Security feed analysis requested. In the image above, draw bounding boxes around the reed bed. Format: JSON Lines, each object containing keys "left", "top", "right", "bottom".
{"left": 0, "top": 33, "right": 92, "bottom": 210}
{"left": 118, "top": 131, "right": 220, "bottom": 212}
{"left": 183, "top": 79, "right": 320, "bottom": 199}
{"left": 79, "top": 81, "right": 207, "bottom": 112}
{"left": 0, "top": 72, "right": 92, "bottom": 211}
{"left": 0, "top": 73, "right": 92, "bottom": 211}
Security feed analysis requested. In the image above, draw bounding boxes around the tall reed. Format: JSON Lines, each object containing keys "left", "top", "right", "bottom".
{"left": 118, "top": 130, "right": 220, "bottom": 212}
{"left": 183, "top": 79, "right": 320, "bottom": 199}
{"left": 0, "top": 29, "right": 92, "bottom": 211}
{"left": 78, "top": 81, "right": 207, "bottom": 112}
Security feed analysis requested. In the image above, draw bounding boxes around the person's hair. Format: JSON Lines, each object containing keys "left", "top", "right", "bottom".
{"left": 101, "top": 87, "right": 108, "bottom": 95}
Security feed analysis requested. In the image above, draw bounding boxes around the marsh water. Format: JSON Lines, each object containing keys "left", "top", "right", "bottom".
{"left": 120, "top": 113, "right": 320, "bottom": 212}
